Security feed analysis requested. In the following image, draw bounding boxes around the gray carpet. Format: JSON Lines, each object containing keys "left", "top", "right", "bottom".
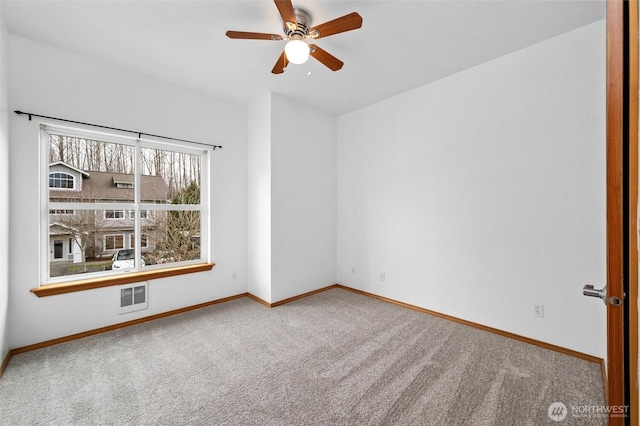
{"left": 0, "top": 288, "right": 605, "bottom": 425}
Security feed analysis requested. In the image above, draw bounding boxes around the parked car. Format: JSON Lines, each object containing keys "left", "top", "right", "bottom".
{"left": 112, "top": 249, "right": 145, "bottom": 269}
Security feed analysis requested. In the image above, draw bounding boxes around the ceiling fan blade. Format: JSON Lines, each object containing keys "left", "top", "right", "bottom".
{"left": 309, "top": 44, "right": 343, "bottom": 71}
{"left": 272, "top": 51, "right": 289, "bottom": 74}
{"left": 226, "top": 31, "right": 283, "bottom": 41}
{"left": 309, "top": 12, "right": 363, "bottom": 39}
{"left": 274, "top": 0, "right": 297, "bottom": 29}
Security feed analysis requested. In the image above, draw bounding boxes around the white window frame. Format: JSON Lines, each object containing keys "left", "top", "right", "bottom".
{"left": 49, "top": 171, "right": 75, "bottom": 190}
{"left": 104, "top": 209, "right": 125, "bottom": 220}
{"left": 40, "top": 123, "right": 211, "bottom": 285}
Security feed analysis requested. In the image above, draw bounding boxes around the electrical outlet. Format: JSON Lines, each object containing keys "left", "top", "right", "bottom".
{"left": 379, "top": 272, "right": 386, "bottom": 281}
{"left": 533, "top": 304, "right": 544, "bottom": 318}
{"left": 232, "top": 273, "right": 237, "bottom": 281}
{"left": 352, "top": 267, "right": 356, "bottom": 274}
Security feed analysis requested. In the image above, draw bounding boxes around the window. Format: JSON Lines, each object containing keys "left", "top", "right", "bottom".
{"left": 105, "top": 210, "right": 125, "bottom": 219}
{"left": 131, "top": 233, "right": 148, "bottom": 248}
{"left": 128, "top": 210, "right": 148, "bottom": 219}
{"left": 104, "top": 234, "right": 124, "bottom": 251}
{"left": 49, "top": 172, "right": 74, "bottom": 189}
{"left": 42, "top": 125, "right": 210, "bottom": 284}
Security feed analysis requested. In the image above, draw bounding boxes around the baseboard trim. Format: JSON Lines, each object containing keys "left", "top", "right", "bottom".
{"left": 335, "top": 284, "right": 604, "bottom": 365}
{"left": 601, "top": 358, "right": 609, "bottom": 405}
{"left": 245, "top": 292, "right": 271, "bottom": 308}
{"left": 3, "top": 282, "right": 605, "bottom": 380}
{"left": 244, "top": 284, "right": 340, "bottom": 308}
{"left": 6, "top": 287, "right": 340, "bottom": 361}
{"left": 271, "top": 284, "right": 340, "bottom": 307}
{"left": 0, "top": 350, "right": 11, "bottom": 378}
{"left": 9, "top": 293, "right": 248, "bottom": 357}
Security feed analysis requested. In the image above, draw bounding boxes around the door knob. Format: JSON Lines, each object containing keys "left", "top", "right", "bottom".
{"left": 582, "top": 284, "right": 623, "bottom": 306}
{"left": 583, "top": 284, "right": 607, "bottom": 304}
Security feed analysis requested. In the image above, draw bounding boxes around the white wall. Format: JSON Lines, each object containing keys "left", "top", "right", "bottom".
{"left": 247, "top": 93, "right": 272, "bottom": 302}
{"left": 247, "top": 94, "right": 337, "bottom": 303}
{"left": 8, "top": 36, "right": 248, "bottom": 348}
{"left": 0, "top": 3, "right": 10, "bottom": 363}
{"left": 271, "top": 94, "right": 337, "bottom": 302}
{"left": 337, "top": 21, "right": 607, "bottom": 358}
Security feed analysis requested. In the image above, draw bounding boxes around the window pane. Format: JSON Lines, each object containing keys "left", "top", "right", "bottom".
{"left": 49, "top": 134, "right": 135, "bottom": 204}
{"left": 104, "top": 234, "right": 124, "bottom": 251}
{"left": 49, "top": 209, "right": 115, "bottom": 278}
{"left": 140, "top": 147, "right": 200, "bottom": 203}
{"left": 128, "top": 210, "right": 148, "bottom": 219}
{"left": 105, "top": 210, "right": 125, "bottom": 219}
{"left": 49, "top": 172, "right": 74, "bottom": 189}
{"left": 142, "top": 210, "right": 201, "bottom": 266}
{"left": 45, "top": 127, "right": 208, "bottom": 284}
{"left": 129, "top": 233, "right": 149, "bottom": 249}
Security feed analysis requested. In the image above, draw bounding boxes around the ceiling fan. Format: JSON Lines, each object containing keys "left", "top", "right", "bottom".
{"left": 226, "top": 0, "right": 363, "bottom": 74}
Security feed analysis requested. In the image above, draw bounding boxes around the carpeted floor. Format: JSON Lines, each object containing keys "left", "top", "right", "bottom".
{"left": 0, "top": 288, "right": 605, "bottom": 425}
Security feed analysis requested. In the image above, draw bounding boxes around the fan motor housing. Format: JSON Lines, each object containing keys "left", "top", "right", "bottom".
{"left": 284, "top": 8, "right": 315, "bottom": 39}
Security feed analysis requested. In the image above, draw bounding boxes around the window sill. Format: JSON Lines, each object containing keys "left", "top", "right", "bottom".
{"left": 31, "top": 263, "right": 215, "bottom": 297}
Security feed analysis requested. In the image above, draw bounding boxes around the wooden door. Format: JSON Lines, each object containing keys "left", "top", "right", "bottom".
{"left": 605, "top": 1, "right": 637, "bottom": 424}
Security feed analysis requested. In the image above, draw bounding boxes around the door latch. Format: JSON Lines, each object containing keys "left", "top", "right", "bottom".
{"left": 583, "top": 284, "right": 623, "bottom": 306}
{"left": 583, "top": 284, "right": 606, "bottom": 304}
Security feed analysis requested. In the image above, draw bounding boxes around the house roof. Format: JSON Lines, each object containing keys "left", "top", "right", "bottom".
{"left": 50, "top": 170, "right": 169, "bottom": 203}
{"left": 50, "top": 161, "right": 90, "bottom": 177}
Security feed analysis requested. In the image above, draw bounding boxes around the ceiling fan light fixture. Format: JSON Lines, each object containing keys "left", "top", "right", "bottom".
{"left": 284, "top": 39, "right": 310, "bottom": 64}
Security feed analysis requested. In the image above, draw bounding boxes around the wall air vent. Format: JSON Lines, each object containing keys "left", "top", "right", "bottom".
{"left": 119, "top": 282, "right": 148, "bottom": 314}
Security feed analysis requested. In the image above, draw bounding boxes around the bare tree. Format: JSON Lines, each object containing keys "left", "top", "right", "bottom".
{"left": 51, "top": 209, "right": 106, "bottom": 272}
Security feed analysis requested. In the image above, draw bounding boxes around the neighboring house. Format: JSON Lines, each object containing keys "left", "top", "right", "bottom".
{"left": 48, "top": 162, "right": 169, "bottom": 263}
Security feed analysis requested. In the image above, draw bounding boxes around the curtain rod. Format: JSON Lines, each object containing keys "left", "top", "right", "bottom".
{"left": 14, "top": 110, "right": 223, "bottom": 150}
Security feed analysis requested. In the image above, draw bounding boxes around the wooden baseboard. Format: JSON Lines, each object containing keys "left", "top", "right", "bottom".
{"left": 271, "top": 284, "right": 340, "bottom": 307}
{"left": 5, "top": 286, "right": 340, "bottom": 365}
{"left": 601, "top": 358, "right": 609, "bottom": 406}
{"left": 0, "top": 350, "right": 11, "bottom": 378}
{"left": 245, "top": 284, "right": 340, "bottom": 308}
{"left": 245, "top": 293, "right": 271, "bottom": 308}
{"left": 247, "top": 283, "right": 604, "bottom": 365}
{"left": 2, "top": 282, "right": 605, "bottom": 381}
{"left": 9, "top": 293, "right": 248, "bottom": 356}
{"left": 334, "top": 284, "right": 604, "bottom": 365}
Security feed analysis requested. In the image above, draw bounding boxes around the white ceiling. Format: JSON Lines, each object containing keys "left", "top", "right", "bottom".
{"left": 2, "top": 0, "right": 605, "bottom": 116}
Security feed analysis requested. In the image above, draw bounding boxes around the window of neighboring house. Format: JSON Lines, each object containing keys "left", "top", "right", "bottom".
{"left": 42, "top": 126, "right": 210, "bottom": 285}
{"left": 50, "top": 209, "right": 74, "bottom": 215}
{"left": 49, "top": 172, "right": 74, "bottom": 189}
{"left": 105, "top": 209, "right": 125, "bottom": 219}
{"left": 131, "top": 233, "right": 148, "bottom": 248}
{"left": 104, "top": 234, "right": 125, "bottom": 251}
{"left": 128, "top": 210, "right": 148, "bottom": 219}
{"left": 68, "top": 238, "right": 73, "bottom": 254}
